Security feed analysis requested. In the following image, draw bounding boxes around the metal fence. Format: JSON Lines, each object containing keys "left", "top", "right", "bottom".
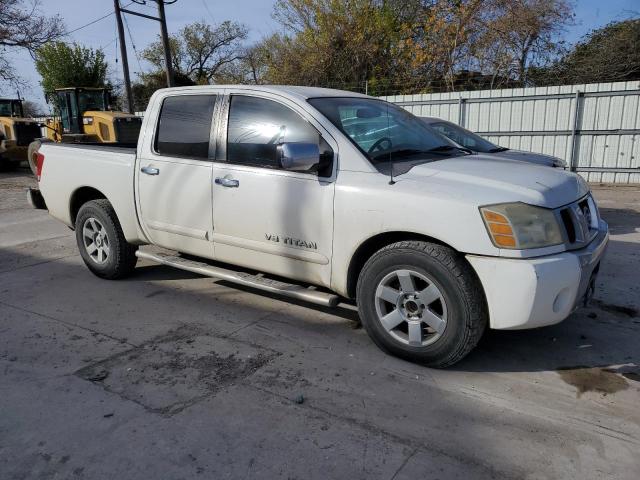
{"left": 382, "top": 81, "right": 640, "bottom": 184}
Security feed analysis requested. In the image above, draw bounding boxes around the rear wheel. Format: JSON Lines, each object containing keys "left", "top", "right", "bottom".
{"left": 356, "top": 241, "right": 487, "bottom": 367}
{"left": 0, "top": 157, "right": 20, "bottom": 172}
{"left": 75, "top": 199, "right": 138, "bottom": 279}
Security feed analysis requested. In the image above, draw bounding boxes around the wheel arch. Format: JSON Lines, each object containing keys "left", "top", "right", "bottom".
{"left": 69, "top": 186, "right": 108, "bottom": 227}
{"left": 345, "top": 231, "right": 456, "bottom": 299}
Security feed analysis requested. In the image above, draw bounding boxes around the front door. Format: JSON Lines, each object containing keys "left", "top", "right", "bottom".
{"left": 211, "top": 93, "right": 336, "bottom": 287}
{"left": 137, "top": 94, "right": 218, "bottom": 257}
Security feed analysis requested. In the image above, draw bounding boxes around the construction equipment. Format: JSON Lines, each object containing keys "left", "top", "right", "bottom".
{"left": 44, "top": 87, "right": 142, "bottom": 145}
{"left": 0, "top": 98, "right": 42, "bottom": 169}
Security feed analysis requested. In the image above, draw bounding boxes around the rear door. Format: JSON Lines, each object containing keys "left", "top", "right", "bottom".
{"left": 136, "top": 93, "right": 218, "bottom": 257}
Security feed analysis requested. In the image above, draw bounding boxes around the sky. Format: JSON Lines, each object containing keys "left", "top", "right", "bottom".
{"left": 3, "top": 0, "right": 639, "bottom": 108}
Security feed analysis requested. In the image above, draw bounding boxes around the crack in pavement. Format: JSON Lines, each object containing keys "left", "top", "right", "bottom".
{"left": 0, "top": 300, "right": 138, "bottom": 348}
{"left": 246, "top": 383, "right": 519, "bottom": 479}
{"left": 389, "top": 447, "right": 418, "bottom": 480}
{"left": 0, "top": 252, "right": 79, "bottom": 275}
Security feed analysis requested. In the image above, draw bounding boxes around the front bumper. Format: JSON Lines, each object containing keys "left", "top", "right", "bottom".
{"left": 467, "top": 220, "right": 609, "bottom": 330}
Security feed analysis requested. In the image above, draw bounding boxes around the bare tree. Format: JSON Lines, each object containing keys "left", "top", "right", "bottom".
{"left": 142, "top": 20, "right": 248, "bottom": 85}
{"left": 0, "top": 0, "right": 65, "bottom": 88}
{"left": 482, "top": 0, "right": 575, "bottom": 84}
{"left": 213, "top": 44, "right": 270, "bottom": 85}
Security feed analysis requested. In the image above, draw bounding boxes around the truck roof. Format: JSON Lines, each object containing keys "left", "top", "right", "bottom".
{"left": 157, "top": 85, "right": 371, "bottom": 101}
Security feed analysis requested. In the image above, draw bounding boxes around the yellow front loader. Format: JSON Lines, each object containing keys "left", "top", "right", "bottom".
{"left": 44, "top": 87, "right": 141, "bottom": 145}
{"left": 0, "top": 98, "right": 42, "bottom": 169}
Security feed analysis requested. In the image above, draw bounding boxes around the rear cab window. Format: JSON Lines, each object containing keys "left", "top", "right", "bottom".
{"left": 155, "top": 95, "right": 216, "bottom": 159}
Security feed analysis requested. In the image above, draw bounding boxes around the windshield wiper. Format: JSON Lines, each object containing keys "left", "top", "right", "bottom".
{"left": 488, "top": 147, "right": 509, "bottom": 153}
{"left": 426, "top": 145, "right": 473, "bottom": 155}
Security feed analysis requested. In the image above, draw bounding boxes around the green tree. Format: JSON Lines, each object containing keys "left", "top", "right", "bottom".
{"left": 259, "top": 0, "right": 418, "bottom": 94}
{"left": 256, "top": 0, "right": 576, "bottom": 93}
{"left": 131, "top": 71, "right": 196, "bottom": 111}
{"left": 34, "top": 42, "right": 109, "bottom": 96}
{"left": 547, "top": 18, "right": 640, "bottom": 85}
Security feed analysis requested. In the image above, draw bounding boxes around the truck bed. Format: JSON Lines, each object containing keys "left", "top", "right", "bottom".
{"left": 37, "top": 142, "right": 144, "bottom": 244}
{"left": 40, "top": 142, "right": 137, "bottom": 154}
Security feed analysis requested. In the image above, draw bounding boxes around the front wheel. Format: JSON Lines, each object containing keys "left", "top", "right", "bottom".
{"left": 356, "top": 241, "right": 487, "bottom": 367}
{"left": 75, "top": 199, "right": 138, "bottom": 279}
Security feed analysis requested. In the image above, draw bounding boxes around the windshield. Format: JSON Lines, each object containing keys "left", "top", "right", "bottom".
{"left": 427, "top": 120, "right": 504, "bottom": 153}
{"left": 0, "top": 100, "right": 23, "bottom": 117}
{"left": 78, "top": 90, "right": 106, "bottom": 112}
{"left": 308, "top": 97, "right": 466, "bottom": 165}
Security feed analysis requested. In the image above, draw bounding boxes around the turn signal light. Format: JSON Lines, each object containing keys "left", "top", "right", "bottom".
{"left": 481, "top": 209, "right": 516, "bottom": 248}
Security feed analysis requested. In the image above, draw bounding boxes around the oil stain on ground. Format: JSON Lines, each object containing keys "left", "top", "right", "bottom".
{"left": 556, "top": 366, "right": 630, "bottom": 398}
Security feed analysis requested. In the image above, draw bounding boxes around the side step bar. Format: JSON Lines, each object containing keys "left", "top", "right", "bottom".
{"left": 135, "top": 251, "right": 340, "bottom": 307}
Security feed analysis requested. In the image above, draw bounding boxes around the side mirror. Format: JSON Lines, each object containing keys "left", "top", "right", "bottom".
{"left": 277, "top": 142, "right": 320, "bottom": 172}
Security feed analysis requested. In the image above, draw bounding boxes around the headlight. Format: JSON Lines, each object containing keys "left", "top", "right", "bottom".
{"left": 480, "top": 203, "right": 563, "bottom": 249}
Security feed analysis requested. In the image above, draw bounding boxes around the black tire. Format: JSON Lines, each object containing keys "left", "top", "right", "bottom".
{"left": 0, "top": 153, "right": 19, "bottom": 172}
{"left": 0, "top": 158, "right": 19, "bottom": 172}
{"left": 356, "top": 241, "right": 487, "bottom": 368}
{"left": 75, "top": 199, "right": 138, "bottom": 279}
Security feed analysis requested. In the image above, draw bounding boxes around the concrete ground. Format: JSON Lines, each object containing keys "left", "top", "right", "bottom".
{"left": 1, "top": 169, "right": 638, "bottom": 480}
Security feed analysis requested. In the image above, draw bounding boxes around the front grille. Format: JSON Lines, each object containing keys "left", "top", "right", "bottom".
{"left": 560, "top": 209, "right": 576, "bottom": 243}
{"left": 114, "top": 117, "right": 142, "bottom": 145}
{"left": 14, "top": 122, "right": 41, "bottom": 146}
{"left": 558, "top": 194, "right": 599, "bottom": 249}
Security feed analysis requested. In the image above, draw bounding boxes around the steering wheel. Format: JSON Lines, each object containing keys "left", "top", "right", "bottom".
{"left": 368, "top": 137, "right": 393, "bottom": 154}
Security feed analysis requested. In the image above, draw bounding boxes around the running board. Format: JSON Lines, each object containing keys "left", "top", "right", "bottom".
{"left": 135, "top": 251, "right": 340, "bottom": 307}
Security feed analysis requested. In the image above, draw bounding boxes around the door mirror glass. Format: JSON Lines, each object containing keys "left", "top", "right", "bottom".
{"left": 277, "top": 142, "right": 320, "bottom": 172}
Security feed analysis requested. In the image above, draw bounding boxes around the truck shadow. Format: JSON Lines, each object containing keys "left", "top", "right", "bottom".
{"left": 0, "top": 239, "right": 637, "bottom": 375}
{"left": 454, "top": 305, "right": 639, "bottom": 373}
{"left": 598, "top": 207, "right": 640, "bottom": 235}
{"left": 125, "top": 257, "right": 638, "bottom": 374}
{"left": 127, "top": 261, "right": 360, "bottom": 324}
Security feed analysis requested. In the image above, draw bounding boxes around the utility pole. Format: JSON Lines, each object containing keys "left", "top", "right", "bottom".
{"left": 156, "top": 0, "right": 175, "bottom": 87}
{"left": 124, "top": 1, "right": 176, "bottom": 89}
{"left": 114, "top": 0, "right": 134, "bottom": 113}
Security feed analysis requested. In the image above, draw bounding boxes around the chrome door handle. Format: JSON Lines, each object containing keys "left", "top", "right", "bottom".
{"left": 215, "top": 177, "right": 239, "bottom": 188}
{"left": 141, "top": 166, "right": 160, "bottom": 176}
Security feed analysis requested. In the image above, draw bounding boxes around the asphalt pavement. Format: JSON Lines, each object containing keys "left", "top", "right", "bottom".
{"left": 1, "top": 169, "right": 639, "bottom": 479}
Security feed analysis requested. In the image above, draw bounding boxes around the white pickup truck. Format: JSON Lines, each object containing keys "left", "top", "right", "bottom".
{"left": 29, "top": 85, "right": 608, "bottom": 367}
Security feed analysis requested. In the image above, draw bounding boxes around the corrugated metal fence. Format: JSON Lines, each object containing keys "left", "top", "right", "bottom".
{"left": 383, "top": 81, "right": 640, "bottom": 184}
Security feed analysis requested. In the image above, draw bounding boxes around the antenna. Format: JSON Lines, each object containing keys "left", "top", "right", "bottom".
{"left": 387, "top": 100, "right": 395, "bottom": 185}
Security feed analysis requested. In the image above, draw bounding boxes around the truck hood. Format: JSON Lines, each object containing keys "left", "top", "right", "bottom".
{"left": 487, "top": 149, "right": 566, "bottom": 168}
{"left": 399, "top": 155, "right": 588, "bottom": 209}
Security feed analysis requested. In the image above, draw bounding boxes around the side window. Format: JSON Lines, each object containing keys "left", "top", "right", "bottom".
{"left": 227, "top": 95, "right": 326, "bottom": 170}
{"left": 155, "top": 95, "right": 216, "bottom": 159}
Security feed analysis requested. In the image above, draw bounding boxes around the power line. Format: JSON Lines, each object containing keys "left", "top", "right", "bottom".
{"left": 200, "top": 0, "right": 216, "bottom": 24}
{"left": 122, "top": 13, "right": 144, "bottom": 74}
{"left": 63, "top": 2, "right": 134, "bottom": 37}
{"left": 99, "top": 37, "right": 118, "bottom": 51}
